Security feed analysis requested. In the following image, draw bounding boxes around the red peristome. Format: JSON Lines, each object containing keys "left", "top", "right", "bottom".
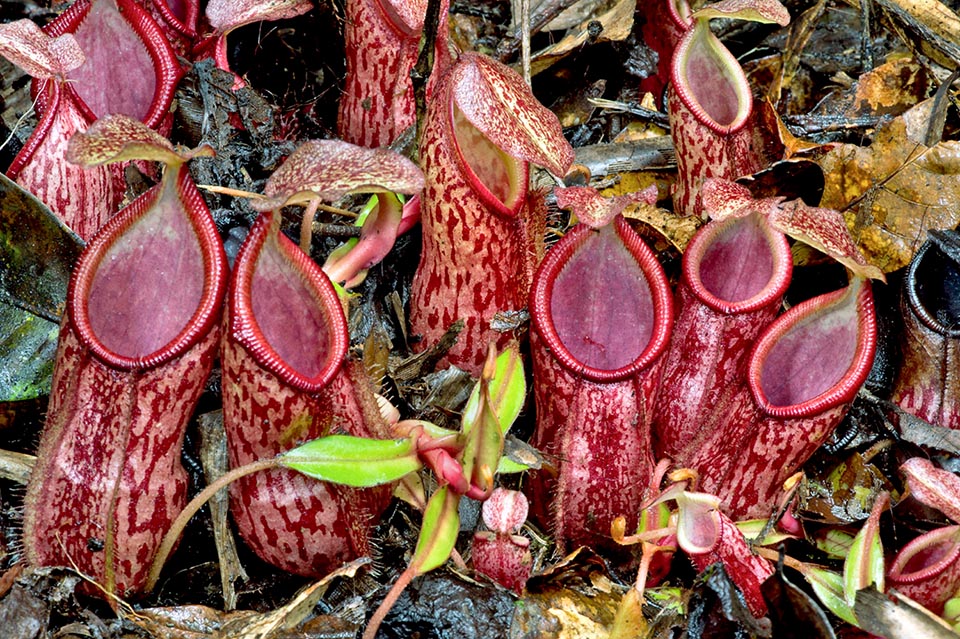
{"left": 652, "top": 211, "right": 791, "bottom": 465}
{"left": 668, "top": 19, "right": 759, "bottom": 217}
{"left": 42, "top": 0, "right": 181, "bottom": 130}
{"left": 222, "top": 210, "right": 393, "bottom": 577}
{"left": 71, "top": 167, "right": 227, "bottom": 369}
{"left": 891, "top": 239, "right": 960, "bottom": 430}
{"left": 697, "top": 279, "right": 877, "bottom": 519}
{"left": 7, "top": 79, "right": 119, "bottom": 240}
{"left": 23, "top": 165, "right": 228, "bottom": 598}
{"left": 139, "top": 0, "right": 199, "bottom": 43}
{"left": 888, "top": 525, "right": 960, "bottom": 615}
{"left": 638, "top": 0, "right": 691, "bottom": 105}
{"left": 526, "top": 217, "right": 673, "bottom": 556}
{"left": 337, "top": 0, "right": 428, "bottom": 147}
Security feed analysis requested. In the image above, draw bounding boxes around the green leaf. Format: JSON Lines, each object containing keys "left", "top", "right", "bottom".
{"left": 280, "top": 435, "right": 421, "bottom": 487}
{"left": 803, "top": 567, "right": 859, "bottom": 626}
{"left": 496, "top": 456, "right": 531, "bottom": 474}
{"left": 734, "top": 519, "right": 798, "bottom": 546}
{"left": 816, "top": 529, "right": 856, "bottom": 559}
{"left": 460, "top": 379, "right": 504, "bottom": 498}
{"left": 463, "top": 343, "right": 525, "bottom": 435}
{"left": 412, "top": 485, "right": 460, "bottom": 574}
{"left": 0, "top": 305, "right": 59, "bottom": 401}
{"left": 0, "top": 173, "right": 83, "bottom": 401}
{"left": 843, "top": 493, "right": 888, "bottom": 606}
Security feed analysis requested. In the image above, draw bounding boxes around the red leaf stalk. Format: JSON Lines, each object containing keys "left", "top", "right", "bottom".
{"left": 410, "top": 52, "right": 573, "bottom": 374}
{"left": 526, "top": 216, "right": 673, "bottom": 555}
{"left": 22, "top": 165, "right": 228, "bottom": 598}
{"left": 652, "top": 211, "right": 792, "bottom": 464}
{"left": 891, "top": 237, "right": 960, "bottom": 430}
{"left": 221, "top": 210, "right": 394, "bottom": 577}
{"left": 692, "top": 279, "right": 877, "bottom": 519}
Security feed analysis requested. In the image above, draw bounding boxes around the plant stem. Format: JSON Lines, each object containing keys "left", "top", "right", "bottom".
{"left": 300, "top": 197, "right": 321, "bottom": 253}
{"left": 145, "top": 457, "right": 281, "bottom": 593}
{"left": 752, "top": 546, "right": 810, "bottom": 573}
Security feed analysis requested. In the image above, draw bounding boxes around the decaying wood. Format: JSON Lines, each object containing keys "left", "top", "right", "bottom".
{"left": 573, "top": 137, "right": 675, "bottom": 178}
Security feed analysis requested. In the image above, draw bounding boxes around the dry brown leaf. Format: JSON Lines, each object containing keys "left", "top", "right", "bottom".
{"left": 819, "top": 116, "right": 960, "bottom": 272}
{"left": 530, "top": 0, "right": 634, "bottom": 75}
{"left": 847, "top": 57, "right": 930, "bottom": 118}
{"left": 622, "top": 202, "right": 702, "bottom": 252}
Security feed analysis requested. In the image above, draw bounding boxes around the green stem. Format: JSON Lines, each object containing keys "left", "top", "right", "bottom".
{"left": 145, "top": 457, "right": 281, "bottom": 593}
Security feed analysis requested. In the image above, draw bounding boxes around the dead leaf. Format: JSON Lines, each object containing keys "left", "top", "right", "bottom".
{"left": 797, "top": 452, "right": 894, "bottom": 525}
{"left": 530, "top": 0, "right": 634, "bottom": 75}
{"left": 621, "top": 201, "right": 701, "bottom": 252}
{"left": 847, "top": 57, "right": 930, "bottom": 118}
{"left": 819, "top": 116, "right": 960, "bottom": 272}
{"left": 130, "top": 559, "right": 370, "bottom": 639}
{"left": 197, "top": 411, "right": 248, "bottom": 611}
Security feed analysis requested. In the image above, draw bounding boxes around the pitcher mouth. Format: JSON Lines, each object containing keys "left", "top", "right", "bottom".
{"left": 530, "top": 216, "right": 673, "bottom": 382}
{"left": 683, "top": 211, "right": 792, "bottom": 315}
{"left": 904, "top": 237, "right": 960, "bottom": 338}
{"left": 70, "top": 168, "right": 227, "bottom": 371}
{"left": 670, "top": 18, "right": 752, "bottom": 135}
{"left": 748, "top": 278, "right": 877, "bottom": 418}
{"left": 229, "top": 210, "right": 349, "bottom": 393}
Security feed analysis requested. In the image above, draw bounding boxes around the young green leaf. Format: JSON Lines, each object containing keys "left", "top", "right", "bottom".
{"left": 843, "top": 492, "right": 889, "bottom": 606}
{"left": 463, "top": 342, "right": 526, "bottom": 435}
{"left": 460, "top": 380, "right": 505, "bottom": 499}
{"left": 816, "top": 529, "right": 856, "bottom": 559}
{"left": 803, "top": 567, "right": 859, "bottom": 626}
{"left": 280, "top": 435, "right": 422, "bottom": 487}
{"left": 496, "top": 457, "right": 532, "bottom": 474}
{"left": 412, "top": 485, "right": 461, "bottom": 574}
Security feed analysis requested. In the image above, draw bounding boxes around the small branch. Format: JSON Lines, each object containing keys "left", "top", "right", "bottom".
{"left": 198, "top": 184, "right": 267, "bottom": 200}
{"left": 860, "top": 0, "right": 874, "bottom": 72}
{"left": 752, "top": 546, "right": 812, "bottom": 573}
{"left": 521, "top": 0, "right": 531, "bottom": 86}
{"left": 497, "top": 0, "right": 581, "bottom": 62}
{"left": 413, "top": 0, "right": 444, "bottom": 158}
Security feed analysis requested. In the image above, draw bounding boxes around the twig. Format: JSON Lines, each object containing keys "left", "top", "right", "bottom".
{"left": 588, "top": 97, "right": 670, "bottom": 128}
{"left": 521, "top": 0, "right": 531, "bottom": 87}
{"left": 860, "top": 0, "right": 874, "bottom": 72}
{"left": 413, "top": 0, "right": 444, "bottom": 158}
{"left": 497, "top": 0, "right": 581, "bottom": 62}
